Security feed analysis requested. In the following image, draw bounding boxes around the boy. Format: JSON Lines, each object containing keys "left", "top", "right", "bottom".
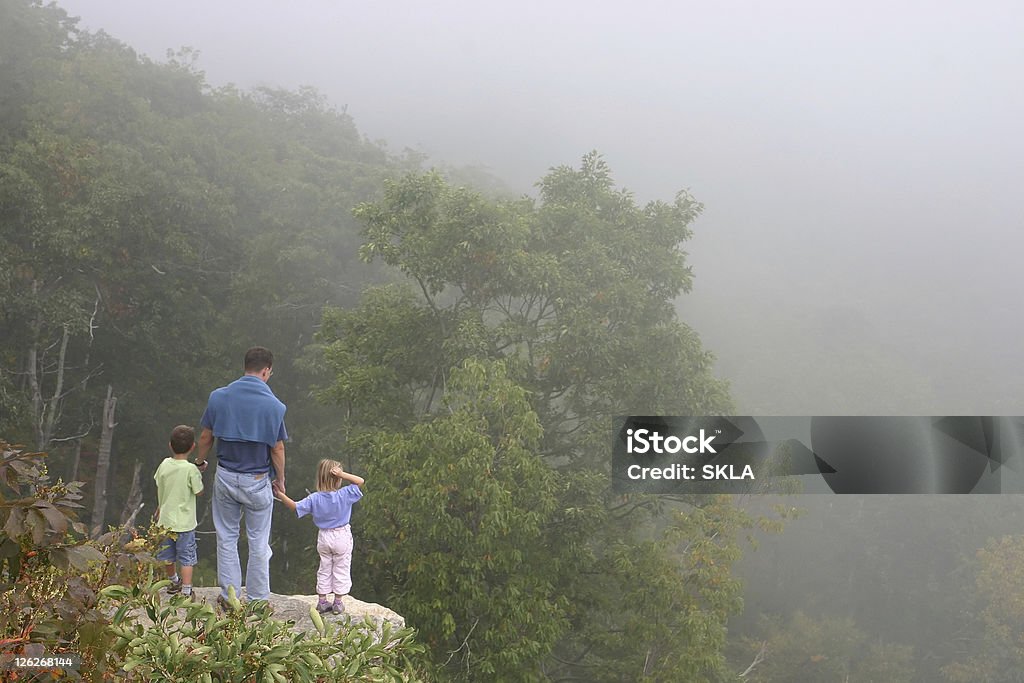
{"left": 154, "top": 425, "right": 204, "bottom": 596}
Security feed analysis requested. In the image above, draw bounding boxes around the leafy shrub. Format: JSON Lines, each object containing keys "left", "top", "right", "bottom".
{"left": 102, "top": 583, "right": 428, "bottom": 682}
{"left": 1, "top": 440, "right": 155, "bottom": 678}
{"left": 1, "top": 441, "right": 431, "bottom": 681}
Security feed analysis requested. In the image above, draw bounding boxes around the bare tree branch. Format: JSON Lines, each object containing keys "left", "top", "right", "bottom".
{"left": 738, "top": 641, "right": 768, "bottom": 680}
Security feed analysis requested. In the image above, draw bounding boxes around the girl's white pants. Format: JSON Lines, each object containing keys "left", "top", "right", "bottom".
{"left": 316, "top": 524, "right": 353, "bottom": 596}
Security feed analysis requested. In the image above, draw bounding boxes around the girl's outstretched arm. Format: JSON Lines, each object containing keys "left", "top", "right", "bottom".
{"left": 275, "top": 490, "right": 298, "bottom": 512}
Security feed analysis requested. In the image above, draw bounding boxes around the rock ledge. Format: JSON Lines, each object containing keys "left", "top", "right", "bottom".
{"left": 188, "top": 587, "right": 404, "bottom": 635}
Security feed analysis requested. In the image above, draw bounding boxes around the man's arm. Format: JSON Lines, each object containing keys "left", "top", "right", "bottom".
{"left": 196, "top": 428, "right": 214, "bottom": 472}
{"left": 271, "top": 440, "right": 285, "bottom": 494}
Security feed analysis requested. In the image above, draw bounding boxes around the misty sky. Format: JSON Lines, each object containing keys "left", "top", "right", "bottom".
{"left": 57, "top": 0, "right": 1024, "bottom": 412}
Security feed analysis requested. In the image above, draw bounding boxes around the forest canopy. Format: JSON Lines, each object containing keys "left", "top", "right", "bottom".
{"left": 0, "top": 1, "right": 757, "bottom": 679}
{"left": 5, "top": 2, "right": 1024, "bottom": 682}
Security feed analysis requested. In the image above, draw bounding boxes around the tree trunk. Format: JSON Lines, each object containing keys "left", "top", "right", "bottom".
{"left": 91, "top": 385, "right": 116, "bottom": 537}
{"left": 40, "top": 323, "right": 70, "bottom": 451}
{"left": 27, "top": 319, "right": 72, "bottom": 451}
{"left": 119, "top": 460, "right": 144, "bottom": 527}
{"left": 70, "top": 438, "right": 82, "bottom": 483}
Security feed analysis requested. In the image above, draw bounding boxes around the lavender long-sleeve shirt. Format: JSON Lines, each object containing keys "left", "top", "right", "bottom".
{"left": 294, "top": 486, "right": 363, "bottom": 529}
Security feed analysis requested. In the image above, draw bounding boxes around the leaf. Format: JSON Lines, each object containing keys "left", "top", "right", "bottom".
{"left": 3, "top": 507, "right": 25, "bottom": 537}
{"left": 65, "top": 544, "right": 106, "bottom": 570}
{"left": 34, "top": 501, "right": 70, "bottom": 532}
{"left": 50, "top": 547, "right": 69, "bottom": 570}
{"left": 0, "top": 538, "right": 20, "bottom": 558}
{"left": 29, "top": 509, "right": 46, "bottom": 545}
{"left": 100, "top": 585, "right": 131, "bottom": 600}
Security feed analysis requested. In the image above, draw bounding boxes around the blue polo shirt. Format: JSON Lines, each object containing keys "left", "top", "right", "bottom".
{"left": 200, "top": 415, "right": 287, "bottom": 474}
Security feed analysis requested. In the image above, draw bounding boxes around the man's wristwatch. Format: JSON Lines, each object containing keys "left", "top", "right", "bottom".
{"left": 195, "top": 460, "right": 207, "bottom": 469}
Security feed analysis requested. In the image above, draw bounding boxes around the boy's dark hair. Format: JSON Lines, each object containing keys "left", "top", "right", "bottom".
{"left": 170, "top": 425, "right": 195, "bottom": 454}
{"left": 244, "top": 346, "right": 274, "bottom": 373}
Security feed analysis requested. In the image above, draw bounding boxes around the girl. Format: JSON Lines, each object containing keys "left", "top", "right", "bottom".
{"left": 275, "top": 459, "right": 364, "bottom": 614}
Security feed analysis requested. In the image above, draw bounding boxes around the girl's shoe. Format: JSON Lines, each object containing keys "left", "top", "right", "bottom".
{"left": 316, "top": 599, "right": 332, "bottom": 613}
{"left": 331, "top": 599, "right": 345, "bottom": 615}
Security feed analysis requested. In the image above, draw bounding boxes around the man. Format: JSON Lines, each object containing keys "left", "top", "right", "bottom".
{"left": 197, "top": 346, "right": 287, "bottom": 608}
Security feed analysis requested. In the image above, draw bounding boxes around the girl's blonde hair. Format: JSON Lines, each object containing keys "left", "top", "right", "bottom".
{"left": 316, "top": 458, "right": 343, "bottom": 492}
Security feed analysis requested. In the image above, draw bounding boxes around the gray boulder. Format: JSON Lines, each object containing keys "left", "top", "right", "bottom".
{"left": 187, "top": 587, "right": 405, "bottom": 637}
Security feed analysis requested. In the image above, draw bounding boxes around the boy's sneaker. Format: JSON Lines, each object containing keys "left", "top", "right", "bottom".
{"left": 331, "top": 600, "right": 345, "bottom": 615}
{"left": 166, "top": 579, "right": 183, "bottom": 595}
{"left": 316, "top": 599, "right": 332, "bottom": 614}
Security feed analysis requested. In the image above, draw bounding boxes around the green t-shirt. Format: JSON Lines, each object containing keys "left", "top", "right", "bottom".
{"left": 154, "top": 458, "right": 203, "bottom": 532}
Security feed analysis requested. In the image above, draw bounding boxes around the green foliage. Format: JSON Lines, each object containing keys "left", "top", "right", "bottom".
{"left": 941, "top": 535, "right": 1024, "bottom": 683}
{"left": 315, "top": 285, "right": 446, "bottom": 429}
{"left": 0, "top": 440, "right": 162, "bottom": 677}
{"left": 739, "top": 611, "right": 915, "bottom": 683}
{"left": 355, "top": 360, "right": 570, "bottom": 680}
{"left": 0, "top": 4, "right": 771, "bottom": 678}
{"left": 564, "top": 496, "right": 753, "bottom": 682}
{"left": 329, "top": 153, "right": 732, "bottom": 463}
{"left": 0, "top": 0, "right": 403, "bottom": 569}
{"left": 315, "top": 158, "right": 760, "bottom": 680}
{"left": 729, "top": 495, "right": 1024, "bottom": 683}
{"left": 0, "top": 441, "right": 430, "bottom": 680}
{"left": 102, "top": 584, "right": 427, "bottom": 682}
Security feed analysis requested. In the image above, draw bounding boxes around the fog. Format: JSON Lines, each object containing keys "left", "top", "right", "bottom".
{"left": 57, "top": 0, "right": 1024, "bottom": 416}
{"left": 25, "top": 2, "right": 1024, "bottom": 678}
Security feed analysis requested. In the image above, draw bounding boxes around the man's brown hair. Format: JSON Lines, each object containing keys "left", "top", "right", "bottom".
{"left": 244, "top": 346, "right": 274, "bottom": 373}
{"left": 170, "top": 425, "right": 195, "bottom": 455}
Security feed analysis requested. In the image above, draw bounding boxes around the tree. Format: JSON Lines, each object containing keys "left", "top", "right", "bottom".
{"left": 356, "top": 359, "right": 570, "bottom": 680}
{"left": 739, "top": 611, "right": 915, "bottom": 683}
{"left": 348, "top": 153, "right": 732, "bottom": 448}
{"left": 0, "top": 0, "right": 401, "bottom": 548}
{"left": 312, "top": 156, "right": 756, "bottom": 680}
{"left": 942, "top": 536, "right": 1024, "bottom": 683}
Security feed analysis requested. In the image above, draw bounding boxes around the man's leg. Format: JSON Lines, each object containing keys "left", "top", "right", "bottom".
{"left": 242, "top": 476, "right": 274, "bottom": 601}
{"left": 213, "top": 471, "right": 243, "bottom": 600}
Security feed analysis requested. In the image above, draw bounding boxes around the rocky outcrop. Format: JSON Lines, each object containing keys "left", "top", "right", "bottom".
{"left": 187, "top": 587, "right": 404, "bottom": 636}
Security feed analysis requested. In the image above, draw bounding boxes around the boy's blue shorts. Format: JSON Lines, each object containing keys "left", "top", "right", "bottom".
{"left": 157, "top": 529, "right": 198, "bottom": 566}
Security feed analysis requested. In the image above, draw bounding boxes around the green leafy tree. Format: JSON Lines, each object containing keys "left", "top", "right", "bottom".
{"left": 738, "top": 611, "right": 915, "bottom": 683}
{"left": 0, "top": 0, "right": 403, "bottom": 558}
{"left": 356, "top": 360, "right": 569, "bottom": 680}
{"left": 730, "top": 494, "right": 1024, "bottom": 683}
{"left": 312, "top": 156, "right": 759, "bottom": 680}
{"left": 347, "top": 153, "right": 731, "bottom": 447}
{"left": 942, "top": 535, "right": 1024, "bottom": 683}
